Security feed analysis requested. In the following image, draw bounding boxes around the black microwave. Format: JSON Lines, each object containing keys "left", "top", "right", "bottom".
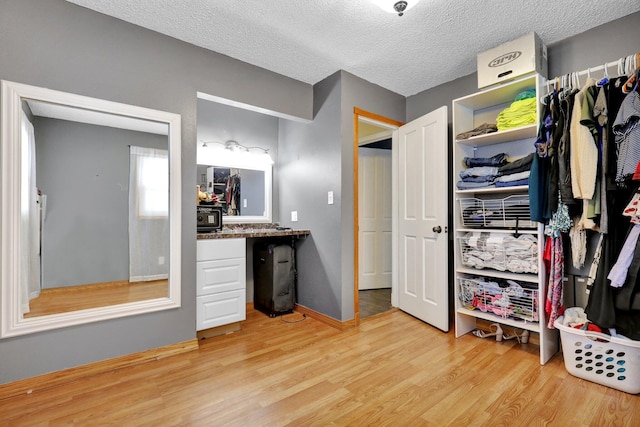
{"left": 197, "top": 205, "right": 223, "bottom": 232}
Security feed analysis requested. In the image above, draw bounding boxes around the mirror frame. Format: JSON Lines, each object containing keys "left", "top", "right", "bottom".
{"left": 1, "top": 80, "right": 182, "bottom": 338}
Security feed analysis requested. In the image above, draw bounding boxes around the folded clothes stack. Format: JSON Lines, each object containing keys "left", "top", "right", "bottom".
{"left": 462, "top": 232, "right": 538, "bottom": 274}
{"left": 496, "top": 88, "right": 537, "bottom": 131}
{"left": 457, "top": 152, "right": 534, "bottom": 190}
{"left": 456, "top": 122, "right": 498, "bottom": 140}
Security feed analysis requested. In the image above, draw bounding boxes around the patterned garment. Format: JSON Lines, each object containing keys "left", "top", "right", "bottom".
{"left": 622, "top": 190, "right": 640, "bottom": 224}
{"left": 545, "top": 236, "right": 564, "bottom": 329}
{"left": 614, "top": 91, "right": 640, "bottom": 186}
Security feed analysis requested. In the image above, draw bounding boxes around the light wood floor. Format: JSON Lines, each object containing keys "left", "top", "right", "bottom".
{"left": 24, "top": 279, "right": 168, "bottom": 318}
{"left": 2, "top": 309, "right": 639, "bottom": 426}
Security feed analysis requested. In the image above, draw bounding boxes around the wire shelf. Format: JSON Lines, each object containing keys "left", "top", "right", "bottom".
{"left": 459, "top": 195, "right": 535, "bottom": 229}
{"left": 458, "top": 276, "right": 539, "bottom": 323}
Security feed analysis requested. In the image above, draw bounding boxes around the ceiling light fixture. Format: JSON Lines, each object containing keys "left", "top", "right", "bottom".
{"left": 199, "top": 139, "right": 274, "bottom": 166}
{"left": 371, "top": 0, "right": 420, "bottom": 16}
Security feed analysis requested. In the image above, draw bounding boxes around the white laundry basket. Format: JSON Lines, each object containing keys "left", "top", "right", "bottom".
{"left": 554, "top": 317, "right": 640, "bottom": 394}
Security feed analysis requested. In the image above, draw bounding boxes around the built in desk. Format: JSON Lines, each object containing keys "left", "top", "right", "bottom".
{"left": 196, "top": 226, "right": 310, "bottom": 338}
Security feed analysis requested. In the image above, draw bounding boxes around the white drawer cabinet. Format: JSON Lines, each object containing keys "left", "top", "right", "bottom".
{"left": 196, "top": 238, "right": 246, "bottom": 331}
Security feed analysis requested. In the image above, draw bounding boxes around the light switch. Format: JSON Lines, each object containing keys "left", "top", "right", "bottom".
{"left": 291, "top": 211, "right": 298, "bottom": 222}
{"left": 328, "top": 191, "right": 334, "bottom": 205}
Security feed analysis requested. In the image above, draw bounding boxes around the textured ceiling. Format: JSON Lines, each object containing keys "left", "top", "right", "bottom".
{"left": 65, "top": 0, "right": 640, "bottom": 96}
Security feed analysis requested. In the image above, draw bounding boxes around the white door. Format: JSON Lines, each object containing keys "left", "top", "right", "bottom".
{"left": 358, "top": 147, "right": 392, "bottom": 290}
{"left": 394, "top": 106, "right": 449, "bottom": 331}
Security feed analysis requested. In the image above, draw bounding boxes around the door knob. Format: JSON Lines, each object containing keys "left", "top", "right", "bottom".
{"left": 433, "top": 226, "right": 442, "bottom": 233}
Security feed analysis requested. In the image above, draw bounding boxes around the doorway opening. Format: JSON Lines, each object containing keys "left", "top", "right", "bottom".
{"left": 353, "top": 108, "right": 402, "bottom": 323}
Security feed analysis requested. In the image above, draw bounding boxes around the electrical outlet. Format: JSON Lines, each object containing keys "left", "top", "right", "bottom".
{"left": 243, "top": 198, "right": 247, "bottom": 208}
{"left": 328, "top": 191, "right": 334, "bottom": 205}
{"left": 291, "top": 211, "right": 298, "bottom": 222}
{"left": 158, "top": 256, "right": 165, "bottom": 265}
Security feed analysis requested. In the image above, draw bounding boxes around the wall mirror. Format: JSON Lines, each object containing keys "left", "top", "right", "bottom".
{"left": 1, "top": 80, "right": 182, "bottom": 338}
{"left": 197, "top": 150, "right": 272, "bottom": 224}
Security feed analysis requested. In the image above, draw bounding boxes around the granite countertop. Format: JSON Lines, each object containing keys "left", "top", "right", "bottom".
{"left": 197, "top": 224, "right": 310, "bottom": 240}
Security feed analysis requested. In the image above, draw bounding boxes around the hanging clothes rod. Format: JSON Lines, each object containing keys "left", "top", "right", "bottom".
{"left": 544, "top": 52, "right": 640, "bottom": 91}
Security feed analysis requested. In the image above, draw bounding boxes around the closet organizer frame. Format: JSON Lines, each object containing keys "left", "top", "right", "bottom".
{"left": 452, "top": 73, "right": 559, "bottom": 365}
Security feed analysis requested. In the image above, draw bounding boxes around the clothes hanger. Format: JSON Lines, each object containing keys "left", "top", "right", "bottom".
{"left": 540, "top": 79, "right": 552, "bottom": 105}
{"left": 597, "top": 63, "right": 609, "bottom": 87}
{"left": 618, "top": 57, "right": 626, "bottom": 76}
{"left": 622, "top": 55, "right": 638, "bottom": 94}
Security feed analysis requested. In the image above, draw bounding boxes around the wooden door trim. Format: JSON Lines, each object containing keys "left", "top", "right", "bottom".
{"left": 353, "top": 108, "right": 402, "bottom": 326}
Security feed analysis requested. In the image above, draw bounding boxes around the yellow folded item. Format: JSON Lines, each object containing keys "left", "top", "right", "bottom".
{"left": 496, "top": 97, "right": 537, "bottom": 131}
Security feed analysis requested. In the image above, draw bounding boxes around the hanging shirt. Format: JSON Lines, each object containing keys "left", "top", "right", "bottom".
{"left": 607, "top": 224, "right": 640, "bottom": 287}
{"left": 545, "top": 235, "right": 565, "bottom": 329}
{"left": 570, "top": 78, "right": 599, "bottom": 200}
{"left": 613, "top": 91, "right": 640, "bottom": 186}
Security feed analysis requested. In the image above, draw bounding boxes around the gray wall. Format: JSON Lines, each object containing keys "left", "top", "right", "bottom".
{"left": 0, "top": 0, "right": 311, "bottom": 385}
{"left": 279, "top": 72, "right": 344, "bottom": 319}
{"left": 279, "top": 71, "right": 405, "bottom": 321}
{"left": 35, "top": 118, "right": 167, "bottom": 288}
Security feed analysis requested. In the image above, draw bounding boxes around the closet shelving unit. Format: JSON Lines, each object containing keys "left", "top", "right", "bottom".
{"left": 452, "top": 73, "right": 558, "bottom": 365}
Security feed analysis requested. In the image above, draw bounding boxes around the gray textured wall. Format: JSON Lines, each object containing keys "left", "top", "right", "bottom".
{"left": 0, "top": 0, "right": 311, "bottom": 385}
{"left": 279, "top": 72, "right": 344, "bottom": 319}
{"left": 35, "top": 118, "right": 167, "bottom": 288}
{"left": 279, "top": 71, "right": 405, "bottom": 321}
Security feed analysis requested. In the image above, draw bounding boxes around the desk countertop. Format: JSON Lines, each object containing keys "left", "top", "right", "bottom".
{"left": 197, "top": 228, "right": 310, "bottom": 240}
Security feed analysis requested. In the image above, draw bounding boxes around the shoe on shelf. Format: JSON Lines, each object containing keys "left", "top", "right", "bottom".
{"left": 503, "top": 329, "right": 529, "bottom": 344}
{"left": 472, "top": 323, "right": 503, "bottom": 342}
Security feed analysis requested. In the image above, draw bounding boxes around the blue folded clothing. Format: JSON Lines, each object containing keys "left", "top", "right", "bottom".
{"left": 459, "top": 166, "right": 499, "bottom": 179}
{"left": 456, "top": 180, "right": 496, "bottom": 190}
{"left": 463, "top": 153, "right": 507, "bottom": 167}
{"left": 461, "top": 174, "right": 497, "bottom": 183}
{"left": 495, "top": 178, "right": 529, "bottom": 187}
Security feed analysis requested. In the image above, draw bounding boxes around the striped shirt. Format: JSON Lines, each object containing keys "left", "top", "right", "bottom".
{"left": 614, "top": 90, "right": 640, "bottom": 186}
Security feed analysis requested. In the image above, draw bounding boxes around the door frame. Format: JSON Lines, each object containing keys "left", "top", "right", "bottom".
{"left": 353, "top": 107, "right": 403, "bottom": 325}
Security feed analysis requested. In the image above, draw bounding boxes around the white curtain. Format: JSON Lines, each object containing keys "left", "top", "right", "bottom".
{"left": 129, "top": 146, "right": 169, "bottom": 282}
{"left": 20, "top": 113, "right": 41, "bottom": 315}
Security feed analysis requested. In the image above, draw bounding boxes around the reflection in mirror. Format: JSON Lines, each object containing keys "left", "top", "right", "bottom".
{"left": 197, "top": 145, "right": 272, "bottom": 224}
{"left": 1, "top": 80, "right": 182, "bottom": 338}
{"left": 196, "top": 165, "right": 266, "bottom": 217}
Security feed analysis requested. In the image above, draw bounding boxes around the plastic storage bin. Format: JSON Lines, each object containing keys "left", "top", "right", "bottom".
{"left": 554, "top": 316, "right": 640, "bottom": 394}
